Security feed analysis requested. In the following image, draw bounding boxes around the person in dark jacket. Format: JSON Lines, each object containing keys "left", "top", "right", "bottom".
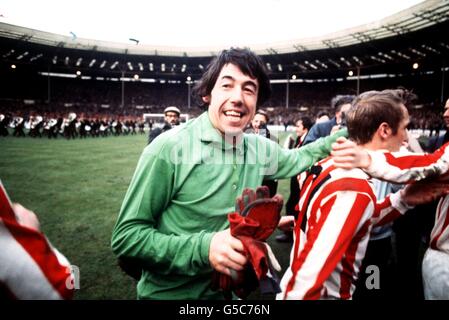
{"left": 147, "top": 106, "right": 181, "bottom": 144}
{"left": 303, "top": 95, "right": 354, "bottom": 145}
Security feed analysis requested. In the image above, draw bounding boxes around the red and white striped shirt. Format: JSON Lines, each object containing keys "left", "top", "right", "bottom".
{"left": 365, "top": 142, "right": 449, "bottom": 254}
{"left": 278, "top": 157, "right": 411, "bottom": 300}
{"left": 431, "top": 196, "right": 449, "bottom": 254}
{"left": 0, "top": 186, "right": 74, "bottom": 299}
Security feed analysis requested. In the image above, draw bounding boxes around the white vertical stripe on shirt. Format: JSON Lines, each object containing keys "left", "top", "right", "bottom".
{"left": 0, "top": 220, "right": 62, "bottom": 300}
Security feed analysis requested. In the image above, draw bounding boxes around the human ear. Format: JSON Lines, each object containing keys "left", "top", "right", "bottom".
{"left": 202, "top": 96, "right": 210, "bottom": 104}
{"left": 379, "top": 123, "right": 391, "bottom": 138}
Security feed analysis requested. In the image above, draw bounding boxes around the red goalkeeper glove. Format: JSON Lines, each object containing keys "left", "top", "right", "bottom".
{"left": 211, "top": 186, "right": 283, "bottom": 299}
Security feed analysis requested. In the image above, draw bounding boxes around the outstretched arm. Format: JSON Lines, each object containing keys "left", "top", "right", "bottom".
{"left": 332, "top": 138, "right": 449, "bottom": 184}
{"left": 372, "top": 177, "right": 449, "bottom": 227}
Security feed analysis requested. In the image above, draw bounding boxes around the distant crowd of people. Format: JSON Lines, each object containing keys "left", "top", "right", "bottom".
{"left": 0, "top": 112, "right": 148, "bottom": 139}
{"left": 1, "top": 101, "right": 446, "bottom": 140}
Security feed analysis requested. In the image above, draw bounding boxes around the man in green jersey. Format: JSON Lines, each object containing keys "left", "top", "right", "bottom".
{"left": 111, "top": 48, "right": 347, "bottom": 299}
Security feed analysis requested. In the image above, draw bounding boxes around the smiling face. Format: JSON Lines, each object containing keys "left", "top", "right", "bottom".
{"left": 251, "top": 113, "right": 267, "bottom": 133}
{"left": 203, "top": 63, "right": 259, "bottom": 135}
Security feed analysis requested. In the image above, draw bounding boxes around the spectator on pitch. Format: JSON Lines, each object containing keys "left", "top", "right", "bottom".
{"left": 315, "top": 111, "right": 330, "bottom": 124}
{"left": 303, "top": 95, "right": 354, "bottom": 145}
{"left": 111, "top": 48, "right": 350, "bottom": 300}
{"left": 246, "top": 109, "right": 270, "bottom": 135}
{"left": 278, "top": 89, "right": 449, "bottom": 300}
{"left": 147, "top": 106, "right": 181, "bottom": 144}
{"left": 245, "top": 109, "right": 278, "bottom": 197}
{"left": 276, "top": 116, "right": 313, "bottom": 243}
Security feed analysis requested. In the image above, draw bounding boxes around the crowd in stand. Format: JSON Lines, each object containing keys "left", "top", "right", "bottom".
{"left": 0, "top": 74, "right": 447, "bottom": 139}
{"left": 0, "top": 98, "right": 446, "bottom": 140}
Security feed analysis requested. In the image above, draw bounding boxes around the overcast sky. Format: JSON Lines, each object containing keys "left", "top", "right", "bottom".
{"left": 0, "top": 0, "right": 424, "bottom": 48}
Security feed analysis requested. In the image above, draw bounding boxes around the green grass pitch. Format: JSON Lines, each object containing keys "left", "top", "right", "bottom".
{"left": 0, "top": 131, "right": 294, "bottom": 299}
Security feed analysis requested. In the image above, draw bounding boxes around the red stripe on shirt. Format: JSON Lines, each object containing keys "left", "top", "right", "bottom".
{"left": 374, "top": 210, "right": 401, "bottom": 227}
{"left": 3, "top": 219, "right": 74, "bottom": 299}
{"left": 340, "top": 219, "right": 371, "bottom": 299}
{"left": 284, "top": 175, "right": 375, "bottom": 299}
{"left": 0, "top": 184, "right": 16, "bottom": 221}
{"left": 284, "top": 195, "right": 337, "bottom": 299}
{"left": 303, "top": 193, "right": 372, "bottom": 299}
{"left": 314, "top": 178, "right": 376, "bottom": 207}
{"left": 384, "top": 145, "right": 447, "bottom": 170}
{"left": 284, "top": 163, "right": 336, "bottom": 298}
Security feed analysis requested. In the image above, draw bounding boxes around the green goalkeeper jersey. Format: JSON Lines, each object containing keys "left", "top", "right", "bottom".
{"left": 111, "top": 112, "right": 347, "bottom": 299}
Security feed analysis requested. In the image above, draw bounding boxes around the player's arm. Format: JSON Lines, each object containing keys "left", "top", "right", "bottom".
{"left": 111, "top": 150, "right": 214, "bottom": 276}
{"left": 266, "top": 128, "right": 348, "bottom": 180}
{"left": 332, "top": 139, "right": 449, "bottom": 183}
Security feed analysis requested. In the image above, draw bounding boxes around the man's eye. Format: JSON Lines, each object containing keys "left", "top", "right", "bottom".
{"left": 244, "top": 87, "right": 255, "bottom": 94}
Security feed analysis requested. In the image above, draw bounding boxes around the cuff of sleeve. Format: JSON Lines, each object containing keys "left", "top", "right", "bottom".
{"left": 199, "top": 231, "right": 215, "bottom": 268}
{"left": 332, "top": 127, "right": 348, "bottom": 139}
{"left": 390, "top": 190, "right": 414, "bottom": 214}
{"left": 320, "top": 128, "right": 348, "bottom": 151}
{"left": 365, "top": 150, "right": 385, "bottom": 176}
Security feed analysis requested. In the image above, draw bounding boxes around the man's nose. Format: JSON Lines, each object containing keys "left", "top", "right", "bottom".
{"left": 229, "top": 87, "right": 244, "bottom": 105}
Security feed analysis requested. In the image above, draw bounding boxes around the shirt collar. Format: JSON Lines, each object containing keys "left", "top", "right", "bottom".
{"left": 199, "top": 111, "right": 245, "bottom": 153}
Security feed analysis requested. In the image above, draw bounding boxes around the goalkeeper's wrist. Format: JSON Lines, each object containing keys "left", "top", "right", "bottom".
{"left": 201, "top": 231, "right": 216, "bottom": 268}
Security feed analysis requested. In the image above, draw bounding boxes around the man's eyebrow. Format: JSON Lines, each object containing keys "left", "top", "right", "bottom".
{"left": 243, "top": 80, "right": 258, "bottom": 89}
{"left": 220, "top": 75, "right": 235, "bottom": 81}
{"left": 220, "top": 75, "right": 258, "bottom": 88}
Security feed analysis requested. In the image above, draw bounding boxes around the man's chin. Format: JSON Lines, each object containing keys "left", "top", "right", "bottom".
{"left": 223, "top": 126, "right": 244, "bottom": 136}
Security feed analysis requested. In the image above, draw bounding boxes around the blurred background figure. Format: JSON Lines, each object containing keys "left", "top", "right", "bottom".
{"left": 246, "top": 109, "right": 278, "bottom": 197}
{"left": 277, "top": 116, "right": 313, "bottom": 243}
{"left": 303, "top": 95, "right": 355, "bottom": 145}
{"left": 148, "top": 106, "right": 181, "bottom": 144}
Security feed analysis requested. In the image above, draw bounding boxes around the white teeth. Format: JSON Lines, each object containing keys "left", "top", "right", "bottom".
{"left": 224, "top": 111, "right": 241, "bottom": 117}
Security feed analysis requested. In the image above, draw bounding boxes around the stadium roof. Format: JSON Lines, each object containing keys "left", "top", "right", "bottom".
{"left": 0, "top": 0, "right": 448, "bottom": 81}
{"left": 0, "top": 0, "right": 445, "bottom": 56}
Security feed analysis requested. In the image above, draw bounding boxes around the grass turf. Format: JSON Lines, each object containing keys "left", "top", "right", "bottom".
{"left": 0, "top": 131, "right": 294, "bottom": 299}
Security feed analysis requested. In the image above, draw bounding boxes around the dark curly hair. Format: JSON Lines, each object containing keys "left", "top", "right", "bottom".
{"left": 192, "top": 48, "right": 271, "bottom": 109}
